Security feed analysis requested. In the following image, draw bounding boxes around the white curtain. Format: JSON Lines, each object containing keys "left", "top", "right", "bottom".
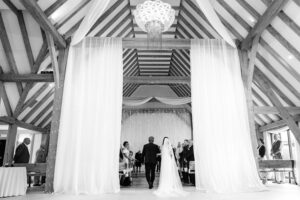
{"left": 191, "top": 39, "right": 263, "bottom": 193}
{"left": 155, "top": 97, "right": 191, "bottom": 105}
{"left": 71, "top": 0, "right": 111, "bottom": 45}
{"left": 54, "top": 37, "right": 123, "bottom": 194}
{"left": 292, "top": 124, "right": 300, "bottom": 184}
{"left": 121, "top": 111, "right": 192, "bottom": 153}
{"left": 194, "top": 0, "right": 235, "bottom": 47}
{"left": 123, "top": 97, "right": 153, "bottom": 106}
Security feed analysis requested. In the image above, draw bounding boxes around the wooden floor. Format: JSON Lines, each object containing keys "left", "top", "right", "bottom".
{"left": 4, "top": 173, "right": 300, "bottom": 200}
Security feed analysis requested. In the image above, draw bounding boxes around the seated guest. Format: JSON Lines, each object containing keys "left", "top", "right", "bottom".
{"left": 257, "top": 138, "right": 267, "bottom": 184}
{"left": 14, "top": 138, "right": 30, "bottom": 164}
{"left": 271, "top": 134, "right": 284, "bottom": 183}
{"left": 134, "top": 150, "right": 143, "bottom": 173}
{"left": 33, "top": 145, "right": 47, "bottom": 186}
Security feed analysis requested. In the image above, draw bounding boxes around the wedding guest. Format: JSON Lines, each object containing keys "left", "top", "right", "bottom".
{"left": 181, "top": 139, "right": 189, "bottom": 183}
{"left": 122, "top": 141, "right": 130, "bottom": 168}
{"left": 129, "top": 151, "right": 134, "bottom": 171}
{"left": 175, "top": 142, "right": 182, "bottom": 161}
{"left": 257, "top": 139, "right": 266, "bottom": 159}
{"left": 271, "top": 134, "right": 284, "bottom": 183}
{"left": 33, "top": 145, "right": 47, "bottom": 186}
{"left": 134, "top": 150, "right": 143, "bottom": 173}
{"left": 257, "top": 138, "right": 267, "bottom": 184}
{"left": 186, "top": 140, "right": 195, "bottom": 185}
{"left": 14, "top": 138, "right": 31, "bottom": 163}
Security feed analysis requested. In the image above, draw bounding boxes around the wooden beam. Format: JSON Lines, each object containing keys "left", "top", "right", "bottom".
{"left": 0, "top": 74, "right": 54, "bottom": 82}
{"left": 0, "top": 13, "right": 23, "bottom": 95}
{"left": 0, "top": 74, "right": 191, "bottom": 85}
{"left": 45, "top": 45, "right": 70, "bottom": 193}
{"left": 239, "top": 48, "right": 259, "bottom": 159}
{"left": 241, "top": 0, "right": 288, "bottom": 50}
{"left": 254, "top": 69, "right": 300, "bottom": 145}
{"left": 2, "top": 124, "right": 17, "bottom": 165}
{"left": 20, "top": 0, "right": 66, "bottom": 49}
{"left": 0, "top": 67, "right": 13, "bottom": 116}
{"left": 259, "top": 115, "right": 300, "bottom": 132}
{"left": 123, "top": 76, "right": 190, "bottom": 85}
{"left": 0, "top": 116, "right": 48, "bottom": 133}
{"left": 122, "top": 38, "right": 190, "bottom": 49}
{"left": 46, "top": 33, "right": 60, "bottom": 86}
{"left": 254, "top": 106, "right": 300, "bottom": 115}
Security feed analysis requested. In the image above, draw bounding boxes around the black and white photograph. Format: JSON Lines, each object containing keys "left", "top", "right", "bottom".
{"left": 0, "top": 0, "right": 300, "bottom": 200}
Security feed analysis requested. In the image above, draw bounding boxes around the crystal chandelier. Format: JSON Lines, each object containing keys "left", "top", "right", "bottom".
{"left": 133, "top": 0, "right": 175, "bottom": 47}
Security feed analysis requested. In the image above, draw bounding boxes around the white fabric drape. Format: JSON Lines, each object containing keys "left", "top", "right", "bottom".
{"left": 293, "top": 124, "right": 300, "bottom": 184}
{"left": 71, "top": 0, "right": 235, "bottom": 47}
{"left": 0, "top": 167, "right": 27, "bottom": 197}
{"left": 155, "top": 97, "right": 191, "bottom": 105}
{"left": 71, "top": 0, "right": 110, "bottom": 45}
{"left": 54, "top": 37, "right": 123, "bottom": 194}
{"left": 123, "top": 97, "right": 153, "bottom": 106}
{"left": 121, "top": 111, "right": 192, "bottom": 153}
{"left": 122, "top": 97, "right": 191, "bottom": 106}
{"left": 191, "top": 39, "right": 263, "bottom": 193}
{"left": 194, "top": 0, "right": 235, "bottom": 47}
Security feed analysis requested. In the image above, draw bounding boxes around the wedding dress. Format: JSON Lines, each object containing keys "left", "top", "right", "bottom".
{"left": 154, "top": 138, "right": 188, "bottom": 197}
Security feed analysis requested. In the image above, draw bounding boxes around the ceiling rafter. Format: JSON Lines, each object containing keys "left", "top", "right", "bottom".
{"left": 20, "top": 0, "right": 66, "bottom": 49}
{"left": 241, "top": 0, "right": 288, "bottom": 50}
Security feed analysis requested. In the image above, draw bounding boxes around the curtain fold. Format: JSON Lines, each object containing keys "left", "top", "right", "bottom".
{"left": 122, "top": 97, "right": 191, "bottom": 106}
{"left": 194, "top": 0, "right": 235, "bottom": 47}
{"left": 155, "top": 97, "right": 191, "bottom": 105}
{"left": 123, "top": 97, "right": 153, "bottom": 106}
{"left": 54, "top": 37, "right": 123, "bottom": 194}
{"left": 191, "top": 39, "right": 263, "bottom": 193}
{"left": 71, "top": 0, "right": 111, "bottom": 45}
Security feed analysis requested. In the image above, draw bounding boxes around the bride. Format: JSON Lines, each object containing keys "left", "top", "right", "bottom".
{"left": 154, "top": 137, "right": 188, "bottom": 197}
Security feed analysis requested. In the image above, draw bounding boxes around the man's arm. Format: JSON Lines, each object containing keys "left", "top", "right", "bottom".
{"left": 142, "top": 145, "right": 146, "bottom": 161}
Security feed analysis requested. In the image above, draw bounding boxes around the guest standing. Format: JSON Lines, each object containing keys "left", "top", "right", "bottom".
{"left": 33, "top": 145, "right": 47, "bottom": 186}
{"left": 134, "top": 150, "right": 143, "bottom": 173}
{"left": 14, "top": 138, "right": 31, "bottom": 163}
{"left": 271, "top": 134, "right": 284, "bottom": 183}
{"left": 257, "top": 138, "right": 267, "bottom": 184}
{"left": 181, "top": 139, "right": 189, "bottom": 183}
{"left": 122, "top": 141, "right": 131, "bottom": 168}
{"left": 186, "top": 140, "right": 195, "bottom": 185}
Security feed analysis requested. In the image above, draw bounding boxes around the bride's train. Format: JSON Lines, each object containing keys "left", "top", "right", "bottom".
{"left": 154, "top": 137, "right": 188, "bottom": 197}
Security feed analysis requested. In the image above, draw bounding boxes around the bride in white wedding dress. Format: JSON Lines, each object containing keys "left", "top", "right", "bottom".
{"left": 154, "top": 137, "right": 188, "bottom": 197}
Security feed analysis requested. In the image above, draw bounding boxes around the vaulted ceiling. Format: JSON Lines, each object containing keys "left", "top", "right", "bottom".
{"left": 0, "top": 0, "right": 300, "bottom": 130}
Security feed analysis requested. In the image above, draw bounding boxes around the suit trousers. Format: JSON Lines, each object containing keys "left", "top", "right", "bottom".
{"left": 145, "top": 163, "right": 156, "bottom": 183}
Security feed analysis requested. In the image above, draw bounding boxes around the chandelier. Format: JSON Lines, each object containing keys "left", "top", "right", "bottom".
{"left": 133, "top": 0, "right": 175, "bottom": 47}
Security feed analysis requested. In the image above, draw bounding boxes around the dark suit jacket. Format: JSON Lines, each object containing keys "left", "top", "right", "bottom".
{"left": 186, "top": 145, "right": 194, "bottom": 161}
{"left": 14, "top": 143, "right": 30, "bottom": 163}
{"left": 142, "top": 143, "right": 160, "bottom": 164}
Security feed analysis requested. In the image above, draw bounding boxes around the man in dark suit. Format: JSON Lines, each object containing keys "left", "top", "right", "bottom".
{"left": 14, "top": 138, "right": 30, "bottom": 163}
{"left": 142, "top": 136, "right": 160, "bottom": 189}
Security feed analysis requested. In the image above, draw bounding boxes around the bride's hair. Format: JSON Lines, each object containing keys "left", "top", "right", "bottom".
{"left": 162, "top": 137, "right": 169, "bottom": 145}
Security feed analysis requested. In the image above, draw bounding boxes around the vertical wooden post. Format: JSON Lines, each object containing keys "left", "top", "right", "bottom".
{"left": 238, "top": 49, "right": 259, "bottom": 160}
{"left": 3, "top": 124, "right": 18, "bottom": 165}
{"left": 45, "top": 44, "right": 69, "bottom": 193}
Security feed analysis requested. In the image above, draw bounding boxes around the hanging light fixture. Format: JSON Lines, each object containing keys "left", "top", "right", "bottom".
{"left": 133, "top": 0, "right": 175, "bottom": 48}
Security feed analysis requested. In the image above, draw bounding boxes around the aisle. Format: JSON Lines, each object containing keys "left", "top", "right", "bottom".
{"left": 4, "top": 177, "right": 300, "bottom": 200}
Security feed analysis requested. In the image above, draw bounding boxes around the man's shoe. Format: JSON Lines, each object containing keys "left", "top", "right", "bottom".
{"left": 149, "top": 182, "right": 153, "bottom": 189}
